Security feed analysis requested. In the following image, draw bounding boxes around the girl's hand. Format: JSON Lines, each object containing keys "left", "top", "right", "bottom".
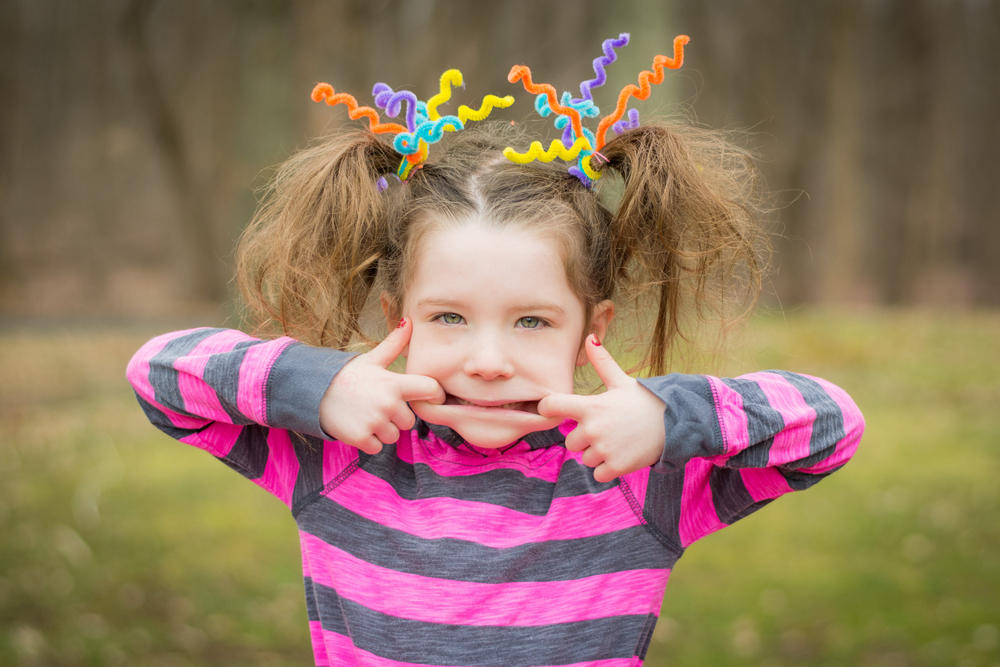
{"left": 537, "top": 335, "right": 666, "bottom": 483}
{"left": 319, "top": 318, "right": 445, "bottom": 454}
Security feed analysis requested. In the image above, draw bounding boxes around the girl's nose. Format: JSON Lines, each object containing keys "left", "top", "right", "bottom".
{"left": 464, "top": 333, "right": 514, "bottom": 380}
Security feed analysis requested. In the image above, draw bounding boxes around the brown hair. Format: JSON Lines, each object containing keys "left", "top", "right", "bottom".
{"left": 237, "top": 121, "right": 767, "bottom": 376}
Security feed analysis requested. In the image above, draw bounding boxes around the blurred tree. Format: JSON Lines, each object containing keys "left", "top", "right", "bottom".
{"left": 0, "top": 0, "right": 997, "bottom": 316}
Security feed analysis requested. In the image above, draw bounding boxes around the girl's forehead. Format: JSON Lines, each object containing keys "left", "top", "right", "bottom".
{"left": 405, "top": 222, "right": 580, "bottom": 307}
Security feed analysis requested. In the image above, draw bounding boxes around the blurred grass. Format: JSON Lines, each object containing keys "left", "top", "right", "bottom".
{"left": 1, "top": 310, "right": 998, "bottom": 666}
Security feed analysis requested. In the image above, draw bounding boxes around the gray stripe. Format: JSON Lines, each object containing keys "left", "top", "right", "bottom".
{"left": 767, "top": 370, "right": 846, "bottom": 463}
{"left": 148, "top": 328, "right": 224, "bottom": 418}
{"left": 780, "top": 466, "right": 838, "bottom": 491}
{"left": 303, "top": 577, "right": 321, "bottom": 623}
{"left": 358, "top": 443, "right": 618, "bottom": 516}
{"left": 218, "top": 424, "right": 269, "bottom": 480}
{"left": 266, "top": 342, "right": 356, "bottom": 438}
{"left": 637, "top": 374, "right": 723, "bottom": 470}
{"left": 297, "top": 495, "right": 676, "bottom": 583}
{"left": 201, "top": 340, "right": 264, "bottom": 425}
{"left": 709, "top": 466, "right": 773, "bottom": 525}
{"left": 720, "top": 377, "right": 785, "bottom": 467}
{"left": 642, "top": 466, "right": 686, "bottom": 555}
{"left": 635, "top": 613, "right": 658, "bottom": 660}
{"left": 134, "top": 393, "right": 206, "bottom": 440}
{"left": 309, "top": 578, "right": 650, "bottom": 666}
{"left": 291, "top": 434, "right": 326, "bottom": 511}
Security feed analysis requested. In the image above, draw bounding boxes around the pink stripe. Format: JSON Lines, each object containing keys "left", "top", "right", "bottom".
{"left": 237, "top": 336, "right": 295, "bottom": 425}
{"left": 318, "top": 630, "right": 639, "bottom": 667}
{"left": 308, "top": 621, "right": 330, "bottom": 667}
{"left": 327, "top": 467, "right": 640, "bottom": 547}
{"left": 177, "top": 421, "right": 243, "bottom": 458}
{"left": 125, "top": 331, "right": 174, "bottom": 400}
{"left": 173, "top": 331, "right": 252, "bottom": 423}
{"left": 256, "top": 429, "right": 300, "bottom": 505}
{"left": 740, "top": 466, "right": 793, "bottom": 503}
{"left": 621, "top": 467, "right": 650, "bottom": 519}
{"left": 745, "top": 372, "right": 815, "bottom": 467}
{"left": 799, "top": 375, "right": 864, "bottom": 473}
{"left": 301, "top": 532, "right": 668, "bottom": 626}
{"left": 706, "top": 376, "right": 750, "bottom": 456}
{"left": 323, "top": 440, "right": 360, "bottom": 487}
{"left": 678, "top": 457, "right": 725, "bottom": 547}
{"left": 394, "top": 429, "right": 572, "bottom": 483}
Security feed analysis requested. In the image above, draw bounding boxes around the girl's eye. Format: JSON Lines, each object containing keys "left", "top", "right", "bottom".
{"left": 439, "top": 313, "right": 464, "bottom": 325}
{"left": 518, "top": 316, "right": 545, "bottom": 329}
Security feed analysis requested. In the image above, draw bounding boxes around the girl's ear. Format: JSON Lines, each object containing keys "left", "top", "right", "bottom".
{"left": 577, "top": 300, "right": 615, "bottom": 366}
{"left": 380, "top": 291, "right": 408, "bottom": 358}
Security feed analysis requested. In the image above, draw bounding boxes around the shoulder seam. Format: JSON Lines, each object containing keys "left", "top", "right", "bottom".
{"left": 292, "top": 457, "right": 360, "bottom": 517}
{"left": 620, "top": 477, "right": 685, "bottom": 559}
{"left": 261, "top": 339, "right": 295, "bottom": 427}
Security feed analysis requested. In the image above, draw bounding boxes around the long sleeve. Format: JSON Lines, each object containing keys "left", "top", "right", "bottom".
{"left": 632, "top": 370, "right": 864, "bottom": 552}
{"left": 126, "top": 327, "right": 357, "bottom": 506}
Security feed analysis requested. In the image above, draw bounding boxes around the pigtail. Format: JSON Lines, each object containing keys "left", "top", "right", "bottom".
{"left": 237, "top": 132, "right": 399, "bottom": 348}
{"left": 599, "top": 124, "right": 767, "bottom": 375}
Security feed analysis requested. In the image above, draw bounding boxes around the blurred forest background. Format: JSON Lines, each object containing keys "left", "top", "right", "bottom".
{"left": 3, "top": 1, "right": 1000, "bottom": 667}
{"left": 2, "top": 0, "right": 999, "bottom": 318}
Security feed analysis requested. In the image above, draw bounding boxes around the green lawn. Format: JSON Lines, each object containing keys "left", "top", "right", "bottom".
{"left": 1, "top": 311, "right": 998, "bottom": 666}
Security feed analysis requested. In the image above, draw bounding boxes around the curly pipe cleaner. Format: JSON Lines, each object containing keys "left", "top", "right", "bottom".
{"left": 535, "top": 92, "right": 599, "bottom": 119}
{"left": 457, "top": 95, "right": 515, "bottom": 122}
{"left": 508, "top": 66, "right": 585, "bottom": 141}
{"left": 426, "top": 69, "right": 464, "bottom": 120}
{"left": 503, "top": 136, "right": 593, "bottom": 165}
{"left": 310, "top": 84, "right": 406, "bottom": 134}
{"left": 372, "top": 83, "right": 420, "bottom": 133}
{"left": 595, "top": 35, "right": 689, "bottom": 149}
{"left": 575, "top": 32, "right": 630, "bottom": 103}
{"left": 393, "top": 116, "right": 464, "bottom": 154}
{"left": 611, "top": 108, "right": 641, "bottom": 135}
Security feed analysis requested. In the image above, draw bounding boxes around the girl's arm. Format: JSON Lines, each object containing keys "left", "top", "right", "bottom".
{"left": 125, "top": 327, "right": 355, "bottom": 505}
{"left": 539, "top": 335, "right": 863, "bottom": 549}
{"left": 126, "top": 327, "right": 355, "bottom": 447}
{"left": 634, "top": 367, "right": 863, "bottom": 550}
{"left": 126, "top": 323, "right": 442, "bottom": 505}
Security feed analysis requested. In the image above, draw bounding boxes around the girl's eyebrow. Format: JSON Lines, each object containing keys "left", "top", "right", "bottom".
{"left": 416, "top": 296, "right": 566, "bottom": 316}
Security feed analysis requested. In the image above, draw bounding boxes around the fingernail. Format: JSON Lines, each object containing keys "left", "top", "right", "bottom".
{"left": 398, "top": 318, "right": 406, "bottom": 328}
{"left": 591, "top": 334, "right": 601, "bottom": 347}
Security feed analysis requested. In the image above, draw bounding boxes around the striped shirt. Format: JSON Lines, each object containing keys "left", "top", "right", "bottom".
{"left": 126, "top": 327, "right": 863, "bottom": 667}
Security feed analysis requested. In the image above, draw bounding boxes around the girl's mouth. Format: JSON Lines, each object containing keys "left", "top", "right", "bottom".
{"left": 444, "top": 394, "right": 540, "bottom": 415}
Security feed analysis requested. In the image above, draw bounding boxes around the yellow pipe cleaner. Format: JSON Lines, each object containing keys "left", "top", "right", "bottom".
{"left": 426, "top": 70, "right": 464, "bottom": 120}
{"left": 503, "top": 137, "right": 593, "bottom": 164}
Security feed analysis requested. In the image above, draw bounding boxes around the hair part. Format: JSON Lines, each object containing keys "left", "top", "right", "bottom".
{"left": 237, "top": 121, "right": 769, "bottom": 375}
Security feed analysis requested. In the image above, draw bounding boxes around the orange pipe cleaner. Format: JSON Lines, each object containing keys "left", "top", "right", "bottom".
{"left": 311, "top": 83, "right": 407, "bottom": 135}
{"left": 507, "top": 66, "right": 585, "bottom": 143}
{"left": 594, "top": 35, "right": 689, "bottom": 149}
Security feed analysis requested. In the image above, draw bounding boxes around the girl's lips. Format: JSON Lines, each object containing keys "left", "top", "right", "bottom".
{"left": 443, "top": 394, "right": 541, "bottom": 415}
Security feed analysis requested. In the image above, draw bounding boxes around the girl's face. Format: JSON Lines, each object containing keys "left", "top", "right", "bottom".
{"left": 398, "top": 221, "right": 612, "bottom": 448}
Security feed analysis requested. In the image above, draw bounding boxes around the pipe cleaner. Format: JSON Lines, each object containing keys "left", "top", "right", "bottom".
{"left": 504, "top": 33, "right": 689, "bottom": 187}
{"left": 312, "top": 69, "right": 514, "bottom": 182}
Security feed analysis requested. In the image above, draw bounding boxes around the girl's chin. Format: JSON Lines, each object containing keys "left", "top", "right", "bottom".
{"left": 410, "top": 402, "right": 562, "bottom": 449}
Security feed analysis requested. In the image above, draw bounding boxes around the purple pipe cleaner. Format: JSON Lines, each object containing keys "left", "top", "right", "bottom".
{"left": 573, "top": 33, "right": 629, "bottom": 104}
{"left": 611, "top": 108, "right": 641, "bottom": 135}
{"left": 372, "top": 83, "right": 419, "bottom": 133}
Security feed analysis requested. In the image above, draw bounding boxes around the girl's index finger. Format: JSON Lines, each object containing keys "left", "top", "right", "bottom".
{"left": 364, "top": 317, "right": 412, "bottom": 368}
{"left": 537, "top": 392, "right": 590, "bottom": 421}
{"left": 585, "top": 334, "right": 632, "bottom": 390}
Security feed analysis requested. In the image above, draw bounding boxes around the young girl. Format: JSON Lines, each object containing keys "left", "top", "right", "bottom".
{"left": 128, "top": 37, "right": 863, "bottom": 667}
